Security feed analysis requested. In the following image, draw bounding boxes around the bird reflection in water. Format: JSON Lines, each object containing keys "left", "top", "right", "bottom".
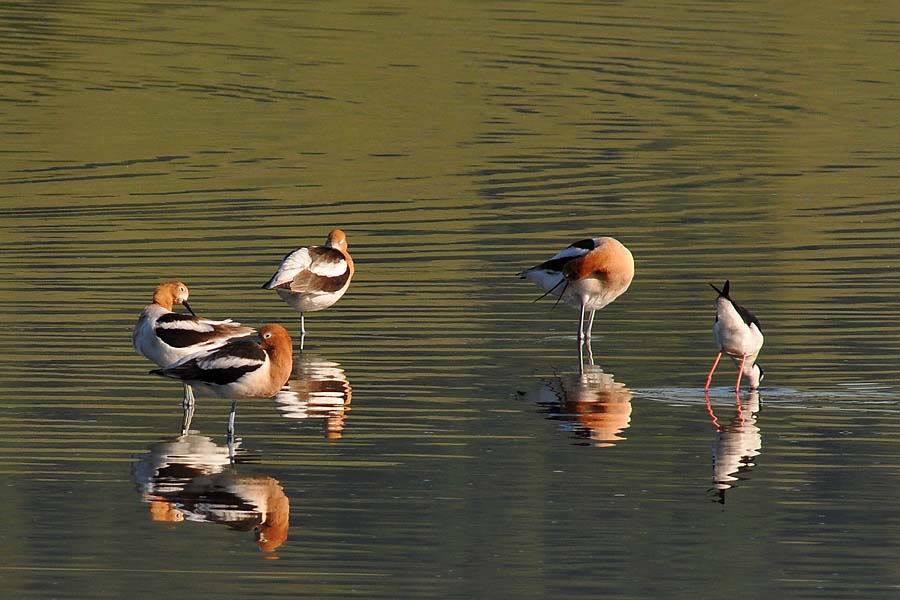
{"left": 131, "top": 433, "right": 290, "bottom": 553}
{"left": 274, "top": 353, "right": 352, "bottom": 439}
{"left": 522, "top": 364, "right": 633, "bottom": 447}
{"left": 706, "top": 390, "right": 762, "bottom": 503}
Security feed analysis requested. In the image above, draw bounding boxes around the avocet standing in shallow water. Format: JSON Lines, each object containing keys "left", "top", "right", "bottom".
{"left": 705, "top": 280, "right": 764, "bottom": 393}
{"left": 262, "top": 229, "right": 354, "bottom": 349}
{"left": 519, "top": 236, "right": 634, "bottom": 343}
{"left": 151, "top": 323, "right": 294, "bottom": 441}
{"left": 133, "top": 281, "right": 255, "bottom": 418}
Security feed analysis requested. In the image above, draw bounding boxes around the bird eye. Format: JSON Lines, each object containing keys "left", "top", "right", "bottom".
{"left": 263, "top": 332, "right": 272, "bottom": 339}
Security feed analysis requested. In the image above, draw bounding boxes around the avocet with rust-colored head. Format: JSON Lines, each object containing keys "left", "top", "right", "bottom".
{"left": 151, "top": 324, "right": 294, "bottom": 401}
{"left": 705, "top": 280, "right": 764, "bottom": 393}
{"left": 262, "top": 229, "right": 354, "bottom": 348}
{"left": 133, "top": 281, "right": 255, "bottom": 414}
{"left": 152, "top": 323, "right": 293, "bottom": 449}
{"left": 520, "top": 237, "right": 634, "bottom": 342}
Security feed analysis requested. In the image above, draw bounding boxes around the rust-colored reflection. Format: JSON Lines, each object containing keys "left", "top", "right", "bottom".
{"left": 275, "top": 353, "right": 352, "bottom": 439}
{"left": 523, "top": 365, "right": 633, "bottom": 447}
{"left": 707, "top": 391, "right": 762, "bottom": 503}
{"left": 131, "top": 434, "right": 290, "bottom": 553}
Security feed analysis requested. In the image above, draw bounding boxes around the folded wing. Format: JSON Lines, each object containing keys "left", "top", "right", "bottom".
{"left": 154, "top": 313, "right": 254, "bottom": 349}
{"left": 519, "top": 238, "right": 598, "bottom": 292}
{"left": 153, "top": 340, "right": 266, "bottom": 386}
{"left": 263, "top": 246, "right": 350, "bottom": 294}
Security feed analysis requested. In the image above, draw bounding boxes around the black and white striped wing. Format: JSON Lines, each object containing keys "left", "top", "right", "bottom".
{"left": 156, "top": 340, "right": 266, "bottom": 385}
{"left": 519, "top": 238, "right": 598, "bottom": 294}
{"left": 155, "top": 313, "right": 252, "bottom": 349}
{"left": 533, "top": 238, "right": 597, "bottom": 273}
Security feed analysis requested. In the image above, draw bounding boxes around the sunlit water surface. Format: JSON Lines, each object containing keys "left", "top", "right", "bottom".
{"left": 1, "top": 1, "right": 900, "bottom": 598}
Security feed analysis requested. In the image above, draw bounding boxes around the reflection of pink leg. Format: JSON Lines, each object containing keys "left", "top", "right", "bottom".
{"left": 735, "top": 394, "right": 744, "bottom": 426}
{"left": 705, "top": 391, "right": 720, "bottom": 430}
{"left": 735, "top": 354, "right": 747, "bottom": 393}
{"left": 705, "top": 352, "right": 722, "bottom": 391}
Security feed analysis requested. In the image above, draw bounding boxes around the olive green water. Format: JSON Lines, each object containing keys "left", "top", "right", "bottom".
{"left": 2, "top": 1, "right": 900, "bottom": 598}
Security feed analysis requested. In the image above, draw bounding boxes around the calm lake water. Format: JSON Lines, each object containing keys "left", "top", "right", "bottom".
{"left": 2, "top": 1, "right": 900, "bottom": 598}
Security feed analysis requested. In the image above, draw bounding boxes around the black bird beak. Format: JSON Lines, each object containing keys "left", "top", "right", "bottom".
{"left": 182, "top": 300, "right": 197, "bottom": 317}
{"left": 534, "top": 277, "right": 567, "bottom": 303}
{"left": 552, "top": 280, "right": 569, "bottom": 308}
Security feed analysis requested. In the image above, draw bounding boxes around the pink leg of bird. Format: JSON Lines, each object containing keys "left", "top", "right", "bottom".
{"left": 705, "top": 352, "right": 722, "bottom": 391}
{"left": 735, "top": 353, "right": 747, "bottom": 393}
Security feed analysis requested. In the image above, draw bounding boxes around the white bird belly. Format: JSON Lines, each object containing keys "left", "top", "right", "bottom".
{"left": 567, "top": 278, "right": 623, "bottom": 311}
{"left": 191, "top": 362, "right": 279, "bottom": 399}
{"left": 276, "top": 285, "right": 349, "bottom": 313}
{"left": 133, "top": 312, "right": 188, "bottom": 366}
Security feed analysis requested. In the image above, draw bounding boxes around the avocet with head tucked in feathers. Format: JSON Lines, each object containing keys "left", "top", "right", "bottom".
{"left": 519, "top": 237, "right": 634, "bottom": 342}
{"left": 133, "top": 281, "right": 255, "bottom": 414}
{"left": 151, "top": 324, "right": 294, "bottom": 401}
{"left": 705, "top": 280, "right": 764, "bottom": 393}
{"left": 262, "top": 229, "right": 354, "bottom": 348}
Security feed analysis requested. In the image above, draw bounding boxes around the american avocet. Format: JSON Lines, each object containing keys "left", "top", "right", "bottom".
{"left": 262, "top": 229, "right": 354, "bottom": 349}
{"left": 705, "top": 280, "right": 764, "bottom": 392}
{"left": 133, "top": 281, "right": 255, "bottom": 420}
{"left": 520, "top": 237, "right": 634, "bottom": 342}
{"left": 151, "top": 324, "right": 294, "bottom": 400}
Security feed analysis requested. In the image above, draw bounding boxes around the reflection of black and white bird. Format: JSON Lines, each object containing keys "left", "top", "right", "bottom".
{"left": 132, "top": 434, "right": 290, "bottom": 552}
{"left": 519, "top": 237, "right": 634, "bottom": 342}
{"left": 705, "top": 280, "right": 764, "bottom": 392}
{"left": 709, "top": 391, "right": 762, "bottom": 504}
{"left": 262, "top": 229, "right": 354, "bottom": 347}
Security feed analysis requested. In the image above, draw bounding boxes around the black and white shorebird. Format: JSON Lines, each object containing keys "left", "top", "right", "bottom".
{"left": 133, "top": 281, "right": 255, "bottom": 422}
{"left": 704, "top": 280, "right": 764, "bottom": 393}
{"left": 519, "top": 237, "right": 634, "bottom": 343}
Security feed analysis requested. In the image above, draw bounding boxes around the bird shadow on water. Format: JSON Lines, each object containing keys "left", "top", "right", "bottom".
{"left": 704, "top": 390, "right": 763, "bottom": 505}
{"left": 517, "top": 342, "right": 634, "bottom": 448}
{"left": 273, "top": 351, "right": 353, "bottom": 440}
{"left": 630, "top": 384, "right": 765, "bottom": 505}
{"left": 130, "top": 431, "right": 291, "bottom": 555}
